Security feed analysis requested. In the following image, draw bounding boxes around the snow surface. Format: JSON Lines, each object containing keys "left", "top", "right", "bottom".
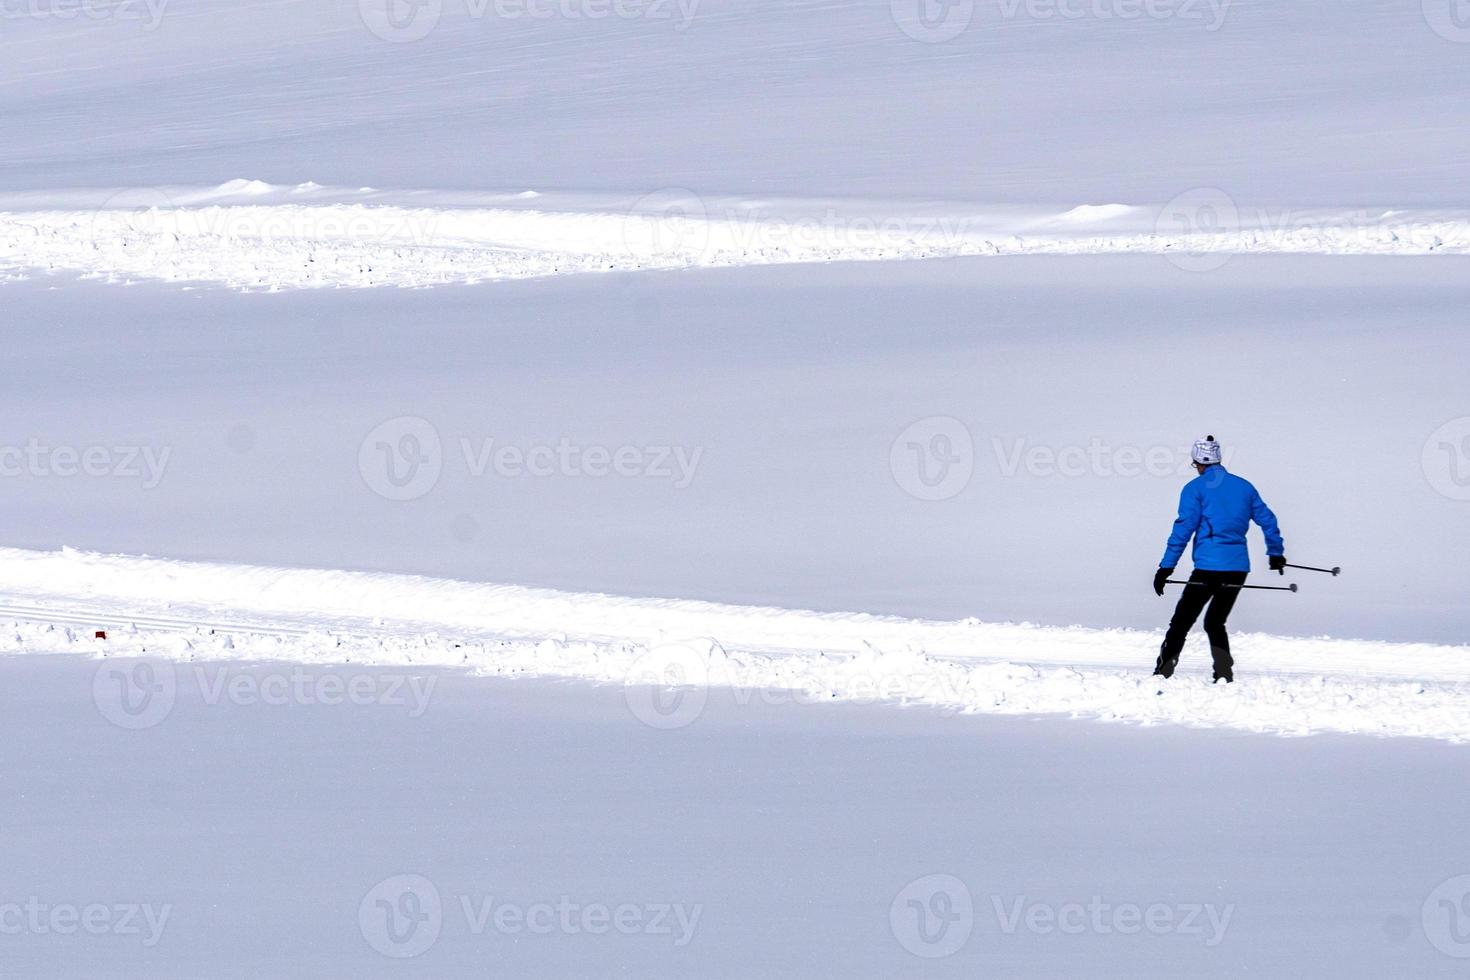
{"left": 4, "top": 546, "right": 1468, "bottom": 742}
{"left": 5, "top": 0, "right": 1470, "bottom": 974}
{"left": 5, "top": 183, "right": 1470, "bottom": 289}
{"left": 4, "top": 655, "right": 1469, "bottom": 977}
{"left": 5, "top": 258, "right": 1467, "bottom": 645}
{"left": 4, "top": 0, "right": 1470, "bottom": 208}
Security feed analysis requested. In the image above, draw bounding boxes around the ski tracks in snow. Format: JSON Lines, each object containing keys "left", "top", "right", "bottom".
{"left": 3, "top": 182, "right": 1470, "bottom": 290}
{"left": 1, "top": 547, "right": 1467, "bottom": 743}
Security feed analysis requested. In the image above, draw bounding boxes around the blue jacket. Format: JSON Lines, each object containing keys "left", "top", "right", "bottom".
{"left": 1160, "top": 466, "right": 1283, "bottom": 572}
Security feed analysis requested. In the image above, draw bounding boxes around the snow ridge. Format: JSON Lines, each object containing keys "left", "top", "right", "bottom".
{"left": 2, "top": 547, "right": 1467, "bottom": 742}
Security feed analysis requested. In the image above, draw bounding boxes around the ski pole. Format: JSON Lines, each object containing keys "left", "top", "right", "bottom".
{"left": 1165, "top": 580, "right": 1298, "bottom": 592}
{"left": 1284, "top": 562, "right": 1340, "bottom": 576}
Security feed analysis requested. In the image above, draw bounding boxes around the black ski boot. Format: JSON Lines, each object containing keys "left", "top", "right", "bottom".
{"left": 1153, "top": 643, "right": 1177, "bottom": 679}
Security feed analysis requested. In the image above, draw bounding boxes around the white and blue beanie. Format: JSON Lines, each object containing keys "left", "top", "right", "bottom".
{"left": 1191, "top": 434, "right": 1222, "bottom": 465}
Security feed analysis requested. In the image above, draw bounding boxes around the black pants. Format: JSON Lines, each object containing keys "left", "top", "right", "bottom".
{"left": 1154, "top": 569, "right": 1249, "bottom": 679}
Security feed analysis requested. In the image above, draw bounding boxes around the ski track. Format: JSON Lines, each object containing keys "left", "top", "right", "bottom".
{"left": 3, "top": 182, "right": 1470, "bottom": 291}
{"left": 2, "top": 546, "right": 1467, "bottom": 743}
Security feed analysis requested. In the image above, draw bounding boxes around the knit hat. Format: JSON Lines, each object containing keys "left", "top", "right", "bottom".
{"left": 1191, "top": 434, "right": 1222, "bottom": 465}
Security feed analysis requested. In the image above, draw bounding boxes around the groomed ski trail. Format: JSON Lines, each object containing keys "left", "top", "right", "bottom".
{"left": 4, "top": 182, "right": 1470, "bottom": 291}
{"left": 2, "top": 546, "right": 1467, "bottom": 742}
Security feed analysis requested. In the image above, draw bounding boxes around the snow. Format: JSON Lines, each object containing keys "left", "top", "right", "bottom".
{"left": 3, "top": 185, "right": 1469, "bottom": 289}
{"left": 5, "top": 0, "right": 1470, "bottom": 974}
{"left": 3, "top": 654, "right": 1467, "bottom": 977}
{"left": 5, "top": 257, "right": 1467, "bottom": 645}
{"left": 3, "top": 545, "right": 1468, "bottom": 742}
{"left": 4, "top": 0, "right": 1469, "bottom": 208}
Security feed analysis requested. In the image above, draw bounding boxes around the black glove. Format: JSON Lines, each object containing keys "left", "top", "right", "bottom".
{"left": 1154, "top": 567, "right": 1174, "bottom": 596}
{"left": 1269, "top": 555, "right": 1286, "bottom": 575}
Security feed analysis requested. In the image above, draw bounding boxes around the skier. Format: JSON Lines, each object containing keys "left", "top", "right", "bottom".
{"left": 1152, "top": 435, "right": 1284, "bottom": 683}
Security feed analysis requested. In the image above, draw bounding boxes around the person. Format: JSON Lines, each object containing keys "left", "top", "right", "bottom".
{"left": 1152, "top": 435, "right": 1284, "bottom": 683}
